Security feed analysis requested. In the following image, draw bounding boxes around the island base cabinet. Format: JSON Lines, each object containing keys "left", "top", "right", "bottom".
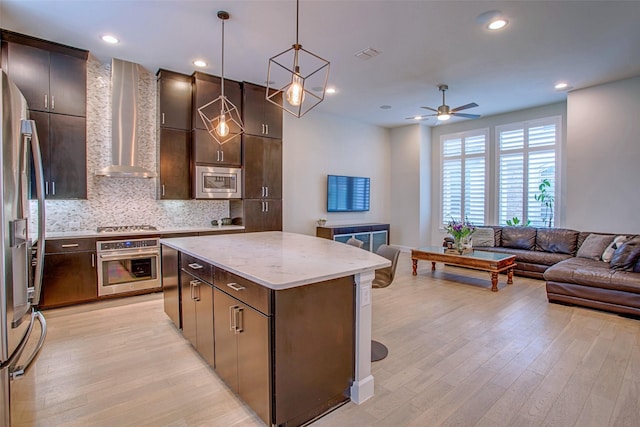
{"left": 180, "top": 271, "right": 214, "bottom": 367}
{"left": 213, "top": 288, "right": 270, "bottom": 425}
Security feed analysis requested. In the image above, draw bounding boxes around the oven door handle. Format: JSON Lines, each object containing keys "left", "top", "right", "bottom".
{"left": 98, "top": 252, "right": 159, "bottom": 260}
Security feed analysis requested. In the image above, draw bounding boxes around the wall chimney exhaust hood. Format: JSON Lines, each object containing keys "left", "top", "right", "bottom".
{"left": 95, "top": 58, "right": 155, "bottom": 178}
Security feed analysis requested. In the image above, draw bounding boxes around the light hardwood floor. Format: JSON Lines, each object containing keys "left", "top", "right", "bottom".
{"left": 12, "top": 252, "right": 640, "bottom": 426}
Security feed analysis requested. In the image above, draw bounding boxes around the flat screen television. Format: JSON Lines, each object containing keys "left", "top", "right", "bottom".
{"left": 327, "top": 175, "right": 370, "bottom": 212}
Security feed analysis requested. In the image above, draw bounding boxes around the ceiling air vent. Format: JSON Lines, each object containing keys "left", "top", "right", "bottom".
{"left": 354, "top": 47, "right": 381, "bottom": 60}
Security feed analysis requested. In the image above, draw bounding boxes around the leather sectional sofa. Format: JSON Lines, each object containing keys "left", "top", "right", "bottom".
{"left": 473, "top": 226, "right": 640, "bottom": 316}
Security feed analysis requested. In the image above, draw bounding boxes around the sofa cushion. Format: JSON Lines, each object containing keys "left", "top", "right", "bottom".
{"left": 610, "top": 241, "right": 640, "bottom": 271}
{"left": 536, "top": 228, "right": 579, "bottom": 255}
{"left": 501, "top": 227, "right": 536, "bottom": 250}
{"left": 472, "top": 227, "right": 495, "bottom": 247}
{"left": 475, "top": 246, "right": 572, "bottom": 266}
{"left": 544, "top": 257, "right": 640, "bottom": 294}
{"left": 576, "top": 233, "right": 614, "bottom": 260}
{"left": 602, "top": 235, "right": 628, "bottom": 262}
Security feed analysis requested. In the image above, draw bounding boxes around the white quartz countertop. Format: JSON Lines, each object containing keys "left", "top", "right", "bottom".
{"left": 160, "top": 231, "right": 391, "bottom": 290}
{"left": 44, "top": 225, "right": 245, "bottom": 240}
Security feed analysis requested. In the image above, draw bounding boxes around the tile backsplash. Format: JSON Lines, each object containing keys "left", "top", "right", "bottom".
{"left": 32, "top": 55, "right": 228, "bottom": 232}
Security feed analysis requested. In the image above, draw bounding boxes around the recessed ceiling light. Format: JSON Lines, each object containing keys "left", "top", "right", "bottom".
{"left": 554, "top": 82, "right": 569, "bottom": 90}
{"left": 476, "top": 10, "right": 509, "bottom": 31}
{"left": 101, "top": 34, "right": 119, "bottom": 44}
{"left": 379, "top": 105, "right": 392, "bottom": 110}
{"left": 325, "top": 87, "right": 336, "bottom": 94}
{"left": 193, "top": 60, "right": 208, "bottom": 68}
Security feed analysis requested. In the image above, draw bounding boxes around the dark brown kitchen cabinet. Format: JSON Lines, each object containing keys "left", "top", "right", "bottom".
{"left": 2, "top": 33, "right": 87, "bottom": 117}
{"left": 192, "top": 128, "right": 241, "bottom": 167}
{"left": 243, "top": 135, "right": 282, "bottom": 199}
{"left": 192, "top": 72, "right": 242, "bottom": 131}
{"left": 158, "top": 128, "right": 190, "bottom": 199}
{"left": 242, "top": 82, "right": 282, "bottom": 138}
{"left": 243, "top": 199, "right": 282, "bottom": 232}
{"left": 39, "top": 238, "right": 98, "bottom": 309}
{"left": 161, "top": 245, "right": 180, "bottom": 329}
{"left": 180, "top": 254, "right": 215, "bottom": 367}
{"left": 29, "top": 111, "right": 87, "bottom": 199}
{"left": 157, "top": 69, "right": 192, "bottom": 130}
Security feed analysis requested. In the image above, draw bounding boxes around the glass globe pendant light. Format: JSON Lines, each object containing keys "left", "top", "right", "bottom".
{"left": 197, "top": 11, "right": 244, "bottom": 145}
{"left": 266, "top": 0, "right": 330, "bottom": 118}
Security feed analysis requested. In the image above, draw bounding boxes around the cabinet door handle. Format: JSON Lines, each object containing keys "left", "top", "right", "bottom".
{"left": 236, "top": 307, "right": 243, "bottom": 334}
{"left": 188, "top": 263, "right": 203, "bottom": 270}
{"left": 226, "top": 282, "right": 246, "bottom": 292}
{"left": 51, "top": 181, "right": 55, "bottom": 196}
{"left": 221, "top": 151, "right": 224, "bottom": 162}
{"left": 51, "top": 95, "right": 55, "bottom": 110}
{"left": 229, "top": 305, "right": 239, "bottom": 332}
{"left": 190, "top": 280, "right": 200, "bottom": 301}
{"left": 161, "top": 113, "right": 165, "bottom": 125}
{"left": 265, "top": 124, "right": 269, "bottom": 135}
{"left": 61, "top": 244, "right": 79, "bottom": 248}
{"left": 162, "top": 185, "right": 165, "bottom": 197}
{"left": 261, "top": 201, "right": 265, "bottom": 212}
{"left": 91, "top": 253, "right": 95, "bottom": 268}
{"left": 265, "top": 186, "right": 269, "bottom": 198}
{"left": 44, "top": 94, "right": 48, "bottom": 109}
{"left": 45, "top": 181, "right": 49, "bottom": 196}
{"left": 265, "top": 201, "right": 269, "bottom": 213}
{"left": 261, "top": 124, "right": 265, "bottom": 135}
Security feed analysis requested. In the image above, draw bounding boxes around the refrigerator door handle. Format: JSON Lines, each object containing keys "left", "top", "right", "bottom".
{"left": 22, "top": 119, "right": 46, "bottom": 306}
{"left": 10, "top": 311, "right": 48, "bottom": 380}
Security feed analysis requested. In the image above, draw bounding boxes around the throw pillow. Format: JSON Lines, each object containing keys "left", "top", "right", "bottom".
{"left": 576, "top": 234, "right": 614, "bottom": 260}
{"left": 602, "top": 235, "right": 628, "bottom": 262}
{"left": 609, "top": 242, "right": 640, "bottom": 271}
{"left": 472, "top": 227, "right": 495, "bottom": 247}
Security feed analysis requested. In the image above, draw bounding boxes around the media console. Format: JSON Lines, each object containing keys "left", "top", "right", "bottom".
{"left": 316, "top": 223, "right": 390, "bottom": 253}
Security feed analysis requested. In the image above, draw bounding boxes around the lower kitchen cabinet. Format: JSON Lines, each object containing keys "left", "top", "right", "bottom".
{"left": 180, "top": 270, "right": 214, "bottom": 367}
{"left": 161, "top": 245, "right": 180, "bottom": 328}
{"left": 40, "top": 238, "right": 98, "bottom": 309}
{"left": 213, "top": 286, "right": 270, "bottom": 424}
{"left": 243, "top": 199, "right": 282, "bottom": 232}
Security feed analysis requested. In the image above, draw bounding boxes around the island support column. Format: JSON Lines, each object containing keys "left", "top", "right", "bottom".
{"left": 350, "top": 269, "right": 375, "bottom": 403}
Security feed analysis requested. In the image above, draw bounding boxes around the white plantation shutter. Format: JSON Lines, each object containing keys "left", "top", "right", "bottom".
{"left": 441, "top": 131, "right": 487, "bottom": 226}
{"left": 497, "top": 117, "right": 559, "bottom": 226}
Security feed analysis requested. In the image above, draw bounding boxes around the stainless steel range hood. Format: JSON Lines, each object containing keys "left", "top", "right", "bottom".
{"left": 95, "top": 58, "right": 155, "bottom": 178}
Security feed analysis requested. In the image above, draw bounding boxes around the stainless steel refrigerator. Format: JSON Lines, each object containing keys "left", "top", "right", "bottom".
{"left": 0, "top": 70, "right": 47, "bottom": 426}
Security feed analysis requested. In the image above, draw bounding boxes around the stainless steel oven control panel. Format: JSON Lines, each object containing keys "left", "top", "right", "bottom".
{"left": 98, "top": 239, "right": 159, "bottom": 251}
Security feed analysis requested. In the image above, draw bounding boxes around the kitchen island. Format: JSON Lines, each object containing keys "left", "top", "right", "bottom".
{"left": 160, "top": 231, "right": 390, "bottom": 426}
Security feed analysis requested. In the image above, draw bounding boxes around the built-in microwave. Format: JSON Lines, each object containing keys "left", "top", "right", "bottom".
{"left": 195, "top": 165, "right": 242, "bottom": 199}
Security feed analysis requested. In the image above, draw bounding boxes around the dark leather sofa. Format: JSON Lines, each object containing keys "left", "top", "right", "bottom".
{"left": 473, "top": 226, "right": 640, "bottom": 316}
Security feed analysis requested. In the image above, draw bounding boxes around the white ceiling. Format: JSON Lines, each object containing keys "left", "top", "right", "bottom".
{"left": 2, "top": 1, "right": 640, "bottom": 128}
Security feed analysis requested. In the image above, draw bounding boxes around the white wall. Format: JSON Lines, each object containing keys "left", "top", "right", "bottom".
{"left": 566, "top": 76, "right": 640, "bottom": 233}
{"left": 429, "top": 102, "right": 567, "bottom": 245}
{"left": 389, "top": 124, "right": 431, "bottom": 249}
{"left": 282, "top": 111, "right": 391, "bottom": 236}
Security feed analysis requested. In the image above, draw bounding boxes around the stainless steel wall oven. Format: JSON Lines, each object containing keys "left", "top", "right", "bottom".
{"left": 96, "top": 238, "right": 161, "bottom": 296}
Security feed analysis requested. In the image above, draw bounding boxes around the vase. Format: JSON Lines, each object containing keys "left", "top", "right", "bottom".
{"left": 454, "top": 237, "right": 463, "bottom": 254}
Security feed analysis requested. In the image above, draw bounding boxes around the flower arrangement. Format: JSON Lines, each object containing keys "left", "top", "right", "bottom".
{"left": 446, "top": 217, "right": 476, "bottom": 242}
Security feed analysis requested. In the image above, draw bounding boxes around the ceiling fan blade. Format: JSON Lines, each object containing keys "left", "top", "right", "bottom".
{"left": 451, "top": 102, "right": 479, "bottom": 112}
{"left": 405, "top": 115, "right": 429, "bottom": 120}
{"left": 452, "top": 112, "right": 481, "bottom": 119}
{"left": 420, "top": 106, "right": 438, "bottom": 112}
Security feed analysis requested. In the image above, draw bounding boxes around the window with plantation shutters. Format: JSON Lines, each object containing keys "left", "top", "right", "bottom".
{"left": 497, "top": 117, "right": 559, "bottom": 227}
{"left": 441, "top": 131, "right": 487, "bottom": 227}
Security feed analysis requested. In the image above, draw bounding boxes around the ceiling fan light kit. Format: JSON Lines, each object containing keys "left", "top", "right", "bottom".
{"left": 197, "top": 11, "right": 245, "bottom": 145}
{"left": 476, "top": 10, "right": 509, "bottom": 30}
{"left": 266, "top": 0, "right": 330, "bottom": 118}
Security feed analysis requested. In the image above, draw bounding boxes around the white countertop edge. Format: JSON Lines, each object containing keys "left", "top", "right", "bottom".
{"left": 160, "top": 232, "right": 391, "bottom": 291}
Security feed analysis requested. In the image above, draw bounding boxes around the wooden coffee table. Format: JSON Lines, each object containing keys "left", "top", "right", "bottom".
{"left": 411, "top": 246, "right": 516, "bottom": 292}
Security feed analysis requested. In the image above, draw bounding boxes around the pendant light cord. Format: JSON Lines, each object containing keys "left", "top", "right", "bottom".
{"left": 295, "top": 0, "right": 299, "bottom": 45}
{"left": 220, "top": 17, "right": 225, "bottom": 98}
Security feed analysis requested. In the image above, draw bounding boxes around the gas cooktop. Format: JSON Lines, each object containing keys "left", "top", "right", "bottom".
{"left": 96, "top": 225, "right": 158, "bottom": 233}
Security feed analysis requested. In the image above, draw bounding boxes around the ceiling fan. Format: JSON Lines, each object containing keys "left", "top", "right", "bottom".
{"left": 419, "top": 84, "right": 480, "bottom": 121}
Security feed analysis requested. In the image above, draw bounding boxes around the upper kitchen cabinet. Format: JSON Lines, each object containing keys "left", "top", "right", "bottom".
{"left": 192, "top": 72, "right": 242, "bottom": 131}
{"left": 157, "top": 69, "right": 191, "bottom": 131}
{"left": 29, "top": 111, "right": 87, "bottom": 199}
{"left": 1, "top": 30, "right": 87, "bottom": 117}
{"left": 243, "top": 135, "right": 282, "bottom": 199}
{"left": 158, "top": 128, "right": 190, "bottom": 200}
{"left": 243, "top": 82, "right": 282, "bottom": 139}
{"left": 192, "top": 128, "right": 241, "bottom": 167}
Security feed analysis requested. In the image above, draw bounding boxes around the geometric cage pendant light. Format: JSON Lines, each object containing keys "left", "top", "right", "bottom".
{"left": 266, "top": 0, "right": 330, "bottom": 118}
{"left": 198, "top": 11, "right": 244, "bottom": 145}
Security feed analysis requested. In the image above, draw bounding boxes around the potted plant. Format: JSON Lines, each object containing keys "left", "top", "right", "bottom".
{"left": 534, "top": 179, "right": 555, "bottom": 227}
